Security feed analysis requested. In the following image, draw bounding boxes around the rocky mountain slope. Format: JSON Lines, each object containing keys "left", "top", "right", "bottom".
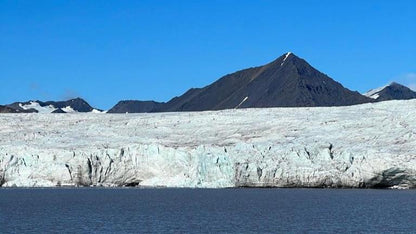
{"left": 0, "top": 105, "right": 33, "bottom": 113}
{"left": 107, "top": 100, "right": 164, "bottom": 113}
{"left": 365, "top": 82, "right": 416, "bottom": 101}
{"left": 1, "top": 100, "right": 415, "bottom": 188}
{"left": 160, "top": 52, "right": 372, "bottom": 112}
{"left": 107, "top": 53, "right": 372, "bottom": 113}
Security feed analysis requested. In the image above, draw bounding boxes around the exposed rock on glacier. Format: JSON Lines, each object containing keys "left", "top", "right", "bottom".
{"left": 1, "top": 100, "right": 415, "bottom": 188}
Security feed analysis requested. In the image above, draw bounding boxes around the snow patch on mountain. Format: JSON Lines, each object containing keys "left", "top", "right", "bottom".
{"left": 19, "top": 102, "right": 57, "bottom": 113}
{"left": 1, "top": 100, "right": 415, "bottom": 188}
{"left": 364, "top": 84, "right": 389, "bottom": 99}
{"left": 281, "top": 52, "right": 292, "bottom": 66}
{"left": 92, "top": 109, "right": 105, "bottom": 113}
{"left": 235, "top": 97, "right": 248, "bottom": 109}
{"left": 61, "top": 106, "right": 76, "bottom": 113}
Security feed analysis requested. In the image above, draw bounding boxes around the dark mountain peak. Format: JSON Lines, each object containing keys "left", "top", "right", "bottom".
{"left": 42, "top": 97, "right": 96, "bottom": 112}
{"left": 158, "top": 53, "right": 371, "bottom": 111}
{"left": 389, "top": 82, "right": 406, "bottom": 88}
{"left": 279, "top": 51, "right": 294, "bottom": 59}
{"left": 276, "top": 51, "right": 296, "bottom": 59}
{"left": 266, "top": 52, "right": 320, "bottom": 78}
{"left": 65, "top": 98, "right": 97, "bottom": 112}
{"left": 365, "top": 82, "right": 416, "bottom": 101}
{"left": 66, "top": 97, "right": 87, "bottom": 104}
{"left": 268, "top": 52, "right": 296, "bottom": 66}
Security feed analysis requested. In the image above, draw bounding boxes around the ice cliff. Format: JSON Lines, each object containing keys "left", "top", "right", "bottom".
{"left": 1, "top": 100, "right": 415, "bottom": 188}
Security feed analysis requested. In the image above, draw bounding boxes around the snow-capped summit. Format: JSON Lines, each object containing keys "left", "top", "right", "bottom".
{"left": 364, "top": 82, "right": 416, "bottom": 101}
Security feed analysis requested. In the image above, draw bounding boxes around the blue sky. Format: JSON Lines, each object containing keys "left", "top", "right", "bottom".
{"left": 1, "top": 1, "right": 415, "bottom": 109}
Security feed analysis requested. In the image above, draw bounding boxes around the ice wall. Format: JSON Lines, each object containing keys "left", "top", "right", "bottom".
{"left": 1, "top": 100, "right": 415, "bottom": 188}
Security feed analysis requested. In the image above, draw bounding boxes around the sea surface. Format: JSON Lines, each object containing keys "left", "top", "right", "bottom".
{"left": 0, "top": 188, "right": 415, "bottom": 233}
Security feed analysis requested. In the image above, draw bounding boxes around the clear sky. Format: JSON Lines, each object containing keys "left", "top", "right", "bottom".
{"left": 1, "top": 1, "right": 415, "bottom": 109}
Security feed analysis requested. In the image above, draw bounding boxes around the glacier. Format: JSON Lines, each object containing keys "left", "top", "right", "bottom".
{"left": 1, "top": 100, "right": 415, "bottom": 188}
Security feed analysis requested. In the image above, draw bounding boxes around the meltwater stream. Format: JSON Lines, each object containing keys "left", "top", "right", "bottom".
{"left": 0, "top": 188, "right": 415, "bottom": 233}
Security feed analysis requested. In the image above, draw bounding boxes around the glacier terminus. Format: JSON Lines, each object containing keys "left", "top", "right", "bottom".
{"left": 1, "top": 100, "right": 415, "bottom": 189}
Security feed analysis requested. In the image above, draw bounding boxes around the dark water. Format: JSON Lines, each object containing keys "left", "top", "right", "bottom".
{"left": 0, "top": 188, "right": 415, "bottom": 233}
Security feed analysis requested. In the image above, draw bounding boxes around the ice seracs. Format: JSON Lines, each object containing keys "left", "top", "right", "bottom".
{"left": 0, "top": 99, "right": 415, "bottom": 188}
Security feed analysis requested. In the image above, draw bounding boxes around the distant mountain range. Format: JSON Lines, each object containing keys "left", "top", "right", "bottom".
{"left": 1, "top": 53, "right": 415, "bottom": 113}
{"left": 0, "top": 97, "right": 102, "bottom": 114}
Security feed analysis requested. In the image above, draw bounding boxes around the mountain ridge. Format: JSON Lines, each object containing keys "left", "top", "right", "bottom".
{"left": 155, "top": 52, "right": 372, "bottom": 112}
{"left": 3, "top": 97, "right": 102, "bottom": 113}
{"left": 108, "top": 100, "right": 164, "bottom": 113}
{"left": 2, "top": 53, "right": 415, "bottom": 113}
